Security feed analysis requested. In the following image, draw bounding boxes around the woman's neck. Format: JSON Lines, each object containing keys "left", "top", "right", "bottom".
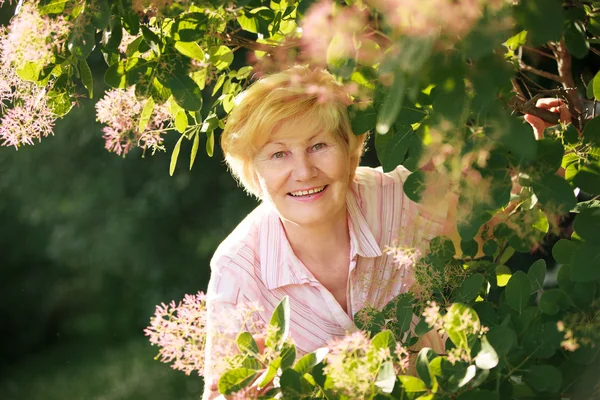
{"left": 281, "top": 208, "right": 351, "bottom": 272}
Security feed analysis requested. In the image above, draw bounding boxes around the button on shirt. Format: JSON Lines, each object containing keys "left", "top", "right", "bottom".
{"left": 204, "top": 165, "right": 446, "bottom": 382}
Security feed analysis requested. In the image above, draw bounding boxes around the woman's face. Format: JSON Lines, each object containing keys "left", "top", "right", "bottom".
{"left": 254, "top": 121, "right": 353, "bottom": 229}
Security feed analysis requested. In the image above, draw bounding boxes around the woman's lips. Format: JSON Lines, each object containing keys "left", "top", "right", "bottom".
{"left": 287, "top": 185, "right": 328, "bottom": 202}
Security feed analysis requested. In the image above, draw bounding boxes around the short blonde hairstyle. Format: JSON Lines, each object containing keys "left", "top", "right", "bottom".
{"left": 221, "top": 66, "right": 367, "bottom": 197}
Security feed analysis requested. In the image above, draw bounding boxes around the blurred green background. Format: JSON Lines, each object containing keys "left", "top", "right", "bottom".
{"left": 0, "top": 5, "right": 262, "bottom": 398}
{"left": 0, "top": 67, "right": 259, "bottom": 398}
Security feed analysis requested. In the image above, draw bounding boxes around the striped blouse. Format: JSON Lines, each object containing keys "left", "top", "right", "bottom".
{"left": 203, "top": 165, "right": 447, "bottom": 390}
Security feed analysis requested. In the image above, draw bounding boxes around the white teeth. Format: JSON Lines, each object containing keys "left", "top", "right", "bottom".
{"left": 290, "top": 186, "right": 326, "bottom": 197}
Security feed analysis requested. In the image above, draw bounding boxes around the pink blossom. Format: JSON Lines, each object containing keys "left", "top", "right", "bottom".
{"left": 365, "top": 0, "right": 485, "bottom": 40}
{"left": 1, "top": 2, "right": 70, "bottom": 69}
{"left": 95, "top": 87, "right": 170, "bottom": 156}
{"left": 145, "top": 291, "right": 265, "bottom": 377}
{"left": 300, "top": 0, "right": 372, "bottom": 65}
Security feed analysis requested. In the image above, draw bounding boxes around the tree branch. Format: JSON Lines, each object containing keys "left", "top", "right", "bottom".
{"left": 518, "top": 61, "right": 562, "bottom": 82}
{"left": 551, "top": 39, "right": 583, "bottom": 122}
{"left": 509, "top": 94, "right": 561, "bottom": 125}
{"left": 523, "top": 45, "right": 556, "bottom": 60}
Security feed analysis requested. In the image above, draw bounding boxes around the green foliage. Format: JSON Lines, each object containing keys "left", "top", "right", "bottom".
{"left": 2, "top": 0, "right": 600, "bottom": 398}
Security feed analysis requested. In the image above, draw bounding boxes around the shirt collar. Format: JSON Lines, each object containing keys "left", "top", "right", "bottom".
{"left": 259, "top": 188, "right": 382, "bottom": 290}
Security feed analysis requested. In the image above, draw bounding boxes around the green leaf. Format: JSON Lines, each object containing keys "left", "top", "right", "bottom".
{"left": 102, "top": 17, "right": 122, "bottom": 52}
{"left": 416, "top": 348, "right": 437, "bottom": 389}
{"left": 539, "top": 289, "right": 571, "bottom": 315}
{"left": 280, "top": 342, "right": 296, "bottom": 369}
{"left": 375, "top": 125, "right": 413, "bottom": 172}
{"left": 532, "top": 174, "right": 577, "bottom": 214}
{"left": 168, "top": 75, "right": 203, "bottom": 111}
{"left": 104, "top": 61, "right": 126, "bottom": 88}
{"left": 453, "top": 273, "right": 484, "bottom": 303}
{"left": 265, "top": 296, "right": 290, "bottom": 351}
{"left": 573, "top": 166, "right": 600, "bottom": 194}
{"left": 398, "top": 376, "right": 427, "bottom": 393}
{"left": 486, "top": 326, "right": 516, "bottom": 357}
{"left": 415, "top": 317, "right": 432, "bottom": 336}
{"left": 376, "top": 72, "right": 405, "bottom": 134}
{"left": 68, "top": 22, "right": 96, "bottom": 60}
{"left": 552, "top": 239, "right": 577, "bottom": 264}
{"left": 571, "top": 281, "right": 597, "bottom": 309}
{"left": 38, "top": 0, "right": 69, "bottom": 14}
{"left": 460, "top": 239, "right": 479, "bottom": 259}
{"left": 237, "top": 331, "right": 259, "bottom": 355}
{"left": 513, "top": 0, "right": 565, "bottom": 45}
{"left": 15, "top": 62, "right": 43, "bottom": 82}
{"left": 174, "top": 41, "right": 206, "bottom": 61}
{"left": 475, "top": 336, "right": 498, "bottom": 370}
{"left": 170, "top": 135, "right": 184, "bottom": 176}
{"left": 571, "top": 242, "right": 600, "bottom": 282}
{"left": 589, "top": 15, "right": 600, "bottom": 37}
{"left": 375, "top": 361, "right": 396, "bottom": 393}
{"left": 524, "top": 364, "right": 562, "bottom": 393}
{"left": 79, "top": 60, "right": 94, "bottom": 98}
{"left": 583, "top": 115, "right": 600, "bottom": 145}
{"left": 403, "top": 170, "right": 431, "bottom": 202}
{"left": 349, "top": 103, "right": 377, "bottom": 136}
{"left": 513, "top": 307, "right": 537, "bottom": 335}
{"left": 395, "top": 295, "right": 414, "bottom": 334}
{"left": 565, "top": 21, "right": 589, "bottom": 59}
{"left": 209, "top": 46, "right": 234, "bottom": 71}
{"left": 190, "top": 131, "right": 200, "bottom": 170}
{"left": 279, "top": 369, "right": 306, "bottom": 396}
{"left": 527, "top": 259, "right": 546, "bottom": 292}
{"left": 293, "top": 348, "right": 328, "bottom": 375}
{"left": 170, "top": 100, "right": 187, "bottom": 133}
{"left": 218, "top": 367, "right": 258, "bottom": 395}
{"left": 371, "top": 330, "right": 396, "bottom": 354}
{"left": 429, "top": 236, "right": 456, "bottom": 262}
{"left": 445, "top": 304, "right": 480, "bottom": 348}
{"left": 47, "top": 90, "right": 73, "bottom": 117}
{"left": 556, "top": 264, "right": 575, "bottom": 292}
{"left": 495, "top": 264, "right": 511, "bottom": 287}
{"left": 91, "top": 0, "right": 110, "bottom": 30}
{"left": 522, "top": 320, "right": 562, "bottom": 358}
{"left": 138, "top": 97, "right": 155, "bottom": 133}
{"left": 206, "top": 130, "right": 214, "bottom": 157}
{"left": 573, "top": 207, "right": 600, "bottom": 243}
{"left": 505, "top": 271, "right": 532, "bottom": 313}
{"left": 171, "top": 12, "right": 208, "bottom": 42}
{"left": 504, "top": 30, "right": 527, "bottom": 50}
{"left": 534, "top": 138, "right": 564, "bottom": 173}
{"left": 572, "top": 199, "right": 600, "bottom": 212}
{"left": 122, "top": 9, "right": 140, "bottom": 35}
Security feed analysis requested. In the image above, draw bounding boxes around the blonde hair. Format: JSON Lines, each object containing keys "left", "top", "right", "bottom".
{"left": 221, "top": 66, "right": 367, "bottom": 197}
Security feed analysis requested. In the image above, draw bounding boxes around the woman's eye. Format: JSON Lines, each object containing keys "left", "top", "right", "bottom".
{"left": 312, "top": 143, "right": 326, "bottom": 151}
{"left": 272, "top": 151, "right": 286, "bottom": 159}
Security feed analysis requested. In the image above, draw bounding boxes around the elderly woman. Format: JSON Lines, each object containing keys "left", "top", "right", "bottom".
{"left": 202, "top": 66, "right": 451, "bottom": 398}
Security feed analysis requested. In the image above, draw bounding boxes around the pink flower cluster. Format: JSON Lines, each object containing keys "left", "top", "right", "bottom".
{"left": 0, "top": 44, "right": 58, "bottom": 147}
{"left": 144, "top": 291, "right": 266, "bottom": 377}
{"left": 95, "top": 87, "right": 170, "bottom": 156}
{"left": 300, "top": 0, "right": 375, "bottom": 66}
{"left": 145, "top": 292, "right": 209, "bottom": 375}
{"left": 1, "top": 1, "right": 70, "bottom": 69}
{"left": 366, "top": 0, "right": 485, "bottom": 40}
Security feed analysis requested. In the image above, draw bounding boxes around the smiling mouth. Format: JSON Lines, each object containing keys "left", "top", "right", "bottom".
{"left": 288, "top": 185, "right": 327, "bottom": 197}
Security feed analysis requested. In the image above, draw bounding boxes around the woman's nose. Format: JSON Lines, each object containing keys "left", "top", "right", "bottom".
{"left": 291, "top": 154, "right": 317, "bottom": 181}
